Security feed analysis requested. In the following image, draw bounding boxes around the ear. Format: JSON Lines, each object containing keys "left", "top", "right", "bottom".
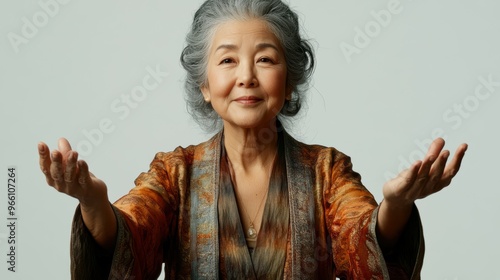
{"left": 285, "top": 86, "right": 293, "bottom": 101}
{"left": 200, "top": 84, "right": 211, "bottom": 102}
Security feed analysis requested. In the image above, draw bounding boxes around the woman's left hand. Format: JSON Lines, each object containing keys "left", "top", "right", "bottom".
{"left": 383, "top": 138, "right": 468, "bottom": 207}
{"left": 377, "top": 138, "right": 467, "bottom": 250}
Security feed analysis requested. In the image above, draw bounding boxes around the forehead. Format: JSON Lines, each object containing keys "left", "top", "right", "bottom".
{"left": 210, "top": 18, "right": 283, "bottom": 51}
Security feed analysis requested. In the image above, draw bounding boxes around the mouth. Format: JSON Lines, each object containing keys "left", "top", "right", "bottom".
{"left": 234, "top": 96, "right": 263, "bottom": 104}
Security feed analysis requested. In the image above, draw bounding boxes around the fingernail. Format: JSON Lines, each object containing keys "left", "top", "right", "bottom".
{"left": 38, "top": 143, "right": 44, "bottom": 153}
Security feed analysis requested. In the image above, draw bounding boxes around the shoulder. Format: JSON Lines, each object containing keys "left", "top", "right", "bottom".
{"left": 283, "top": 131, "right": 351, "bottom": 165}
{"left": 284, "top": 131, "right": 362, "bottom": 182}
{"left": 149, "top": 132, "right": 222, "bottom": 170}
{"left": 133, "top": 132, "right": 221, "bottom": 189}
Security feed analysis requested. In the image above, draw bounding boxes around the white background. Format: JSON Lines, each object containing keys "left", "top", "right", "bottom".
{"left": 1, "top": 0, "right": 499, "bottom": 279}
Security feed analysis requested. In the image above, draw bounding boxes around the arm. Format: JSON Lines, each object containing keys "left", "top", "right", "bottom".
{"left": 40, "top": 138, "right": 180, "bottom": 279}
{"left": 324, "top": 148, "right": 422, "bottom": 279}
{"left": 38, "top": 138, "right": 116, "bottom": 250}
{"left": 323, "top": 150, "right": 385, "bottom": 279}
{"left": 377, "top": 138, "right": 468, "bottom": 251}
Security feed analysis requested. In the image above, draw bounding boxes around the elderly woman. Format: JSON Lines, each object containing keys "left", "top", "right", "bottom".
{"left": 38, "top": 0, "right": 467, "bottom": 279}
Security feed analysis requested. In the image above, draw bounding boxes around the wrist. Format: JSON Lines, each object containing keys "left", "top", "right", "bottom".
{"left": 377, "top": 200, "right": 414, "bottom": 251}
{"left": 79, "top": 194, "right": 110, "bottom": 214}
{"left": 381, "top": 198, "right": 414, "bottom": 212}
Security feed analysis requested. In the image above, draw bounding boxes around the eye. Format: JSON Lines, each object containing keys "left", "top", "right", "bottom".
{"left": 219, "top": 58, "right": 234, "bottom": 64}
{"left": 258, "top": 57, "right": 274, "bottom": 63}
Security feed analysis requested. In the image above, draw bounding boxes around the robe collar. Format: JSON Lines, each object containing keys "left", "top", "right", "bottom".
{"left": 189, "top": 130, "right": 317, "bottom": 279}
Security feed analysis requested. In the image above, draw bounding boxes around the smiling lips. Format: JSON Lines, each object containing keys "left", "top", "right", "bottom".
{"left": 234, "top": 96, "right": 263, "bottom": 105}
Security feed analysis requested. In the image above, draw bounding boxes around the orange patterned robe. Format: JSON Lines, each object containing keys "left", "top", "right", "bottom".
{"left": 70, "top": 130, "right": 424, "bottom": 279}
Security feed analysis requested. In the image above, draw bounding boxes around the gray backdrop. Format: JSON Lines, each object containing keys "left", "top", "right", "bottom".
{"left": 1, "top": 0, "right": 499, "bottom": 279}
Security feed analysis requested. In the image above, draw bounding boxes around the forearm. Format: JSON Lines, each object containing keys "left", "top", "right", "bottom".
{"left": 376, "top": 200, "right": 413, "bottom": 252}
{"left": 80, "top": 199, "right": 117, "bottom": 252}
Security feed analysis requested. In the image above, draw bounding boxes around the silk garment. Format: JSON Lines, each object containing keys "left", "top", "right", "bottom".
{"left": 70, "top": 130, "right": 424, "bottom": 279}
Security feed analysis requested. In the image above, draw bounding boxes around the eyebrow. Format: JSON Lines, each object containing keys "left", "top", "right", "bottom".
{"left": 214, "top": 43, "right": 280, "bottom": 53}
{"left": 256, "top": 43, "right": 280, "bottom": 52}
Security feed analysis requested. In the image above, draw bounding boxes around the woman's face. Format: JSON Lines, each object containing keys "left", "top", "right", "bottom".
{"left": 201, "top": 18, "right": 290, "bottom": 130}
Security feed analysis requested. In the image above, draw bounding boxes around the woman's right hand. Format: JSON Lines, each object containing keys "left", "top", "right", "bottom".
{"left": 38, "top": 138, "right": 108, "bottom": 209}
{"left": 38, "top": 138, "right": 117, "bottom": 250}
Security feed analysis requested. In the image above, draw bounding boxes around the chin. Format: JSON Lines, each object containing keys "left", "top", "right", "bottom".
{"left": 225, "top": 116, "right": 276, "bottom": 130}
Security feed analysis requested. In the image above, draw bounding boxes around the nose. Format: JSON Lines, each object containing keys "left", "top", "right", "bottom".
{"left": 236, "top": 61, "right": 258, "bottom": 88}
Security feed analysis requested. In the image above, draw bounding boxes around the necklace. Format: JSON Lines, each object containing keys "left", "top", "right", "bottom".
{"left": 244, "top": 183, "right": 268, "bottom": 239}
{"left": 227, "top": 150, "right": 277, "bottom": 239}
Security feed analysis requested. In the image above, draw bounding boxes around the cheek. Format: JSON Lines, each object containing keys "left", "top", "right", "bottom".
{"left": 265, "top": 70, "right": 288, "bottom": 96}
{"left": 207, "top": 70, "right": 233, "bottom": 96}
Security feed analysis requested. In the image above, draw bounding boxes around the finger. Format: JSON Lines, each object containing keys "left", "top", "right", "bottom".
{"left": 38, "top": 142, "right": 55, "bottom": 186}
{"left": 424, "top": 150, "right": 450, "bottom": 195}
{"left": 64, "top": 151, "right": 79, "bottom": 184}
{"left": 50, "top": 150, "right": 66, "bottom": 192}
{"left": 413, "top": 138, "right": 445, "bottom": 191}
{"left": 77, "top": 160, "right": 92, "bottom": 188}
{"left": 403, "top": 160, "right": 422, "bottom": 187}
{"left": 58, "top": 138, "right": 73, "bottom": 164}
{"left": 413, "top": 155, "right": 435, "bottom": 192}
{"left": 424, "top": 138, "right": 446, "bottom": 163}
{"left": 440, "top": 143, "right": 468, "bottom": 186}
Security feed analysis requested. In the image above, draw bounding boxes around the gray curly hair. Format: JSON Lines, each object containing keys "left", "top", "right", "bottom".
{"left": 180, "top": 0, "right": 315, "bottom": 132}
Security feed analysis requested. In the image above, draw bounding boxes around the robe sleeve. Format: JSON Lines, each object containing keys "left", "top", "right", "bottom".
{"left": 324, "top": 150, "right": 424, "bottom": 279}
{"left": 70, "top": 150, "right": 185, "bottom": 280}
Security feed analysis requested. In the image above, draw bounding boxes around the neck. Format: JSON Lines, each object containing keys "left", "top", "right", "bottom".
{"left": 223, "top": 119, "right": 279, "bottom": 173}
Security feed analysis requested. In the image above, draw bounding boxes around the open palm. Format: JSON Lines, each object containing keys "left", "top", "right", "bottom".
{"left": 383, "top": 138, "right": 468, "bottom": 207}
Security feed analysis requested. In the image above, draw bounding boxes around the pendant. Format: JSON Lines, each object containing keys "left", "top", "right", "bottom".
{"left": 248, "top": 224, "right": 257, "bottom": 238}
